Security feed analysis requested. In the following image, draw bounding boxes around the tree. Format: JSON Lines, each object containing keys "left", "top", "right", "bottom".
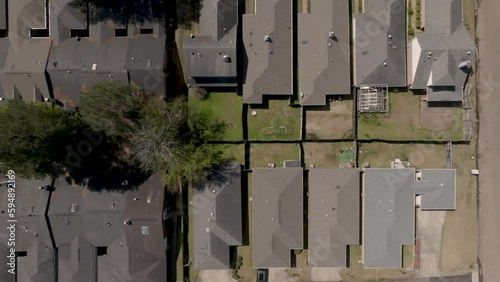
{"left": 0, "top": 100, "right": 81, "bottom": 178}
{"left": 79, "top": 81, "right": 147, "bottom": 140}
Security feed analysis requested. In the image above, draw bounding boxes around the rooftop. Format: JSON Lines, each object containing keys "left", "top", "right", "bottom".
{"left": 298, "top": 0, "right": 351, "bottom": 106}
{"left": 183, "top": 0, "right": 238, "bottom": 87}
{"left": 354, "top": 0, "right": 407, "bottom": 87}
{"left": 363, "top": 168, "right": 456, "bottom": 268}
{"left": 308, "top": 168, "right": 360, "bottom": 267}
{"left": 252, "top": 167, "right": 303, "bottom": 268}
{"left": 242, "top": 0, "right": 293, "bottom": 104}
{"left": 0, "top": 177, "right": 55, "bottom": 282}
{"left": 410, "top": 0, "right": 475, "bottom": 102}
{"left": 193, "top": 162, "right": 243, "bottom": 269}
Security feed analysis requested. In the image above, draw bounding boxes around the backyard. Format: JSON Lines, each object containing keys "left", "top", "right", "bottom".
{"left": 357, "top": 91, "right": 463, "bottom": 141}
{"left": 304, "top": 99, "right": 354, "bottom": 139}
{"left": 357, "top": 142, "right": 446, "bottom": 169}
{"left": 249, "top": 143, "right": 300, "bottom": 168}
{"left": 339, "top": 245, "right": 416, "bottom": 281}
{"left": 189, "top": 91, "right": 243, "bottom": 141}
{"left": 247, "top": 99, "right": 301, "bottom": 140}
{"left": 303, "top": 142, "right": 355, "bottom": 168}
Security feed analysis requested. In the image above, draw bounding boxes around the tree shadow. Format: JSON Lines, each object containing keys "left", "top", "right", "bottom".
{"left": 191, "top": 161, "right": 239, "bottom": 193}
{"left": 68, "top": 0, "right": 167, "bottom": 26}
{"left": 176, "top": 0, "right": 204, "bottom": 29}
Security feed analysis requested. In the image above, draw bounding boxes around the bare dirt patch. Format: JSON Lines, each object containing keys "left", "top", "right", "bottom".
{"left": 420, "top": 103, "right": 454, "bottom": 131}
{"left": 305, "top": 100, "right": 354, "bottom": 139}
{"left": 304, "top": 142, "right": 354, "bottom": 168}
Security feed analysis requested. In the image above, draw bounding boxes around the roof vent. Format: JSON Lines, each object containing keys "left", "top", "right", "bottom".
{"left": 329, "top": 31, "right": 335, "bottom": 38}
{"left": 147, "top": 197, "right": 152, "bottom": 204}
{"left": 383, "top": 62, "right": 387, "bottom": 66}
{"left": 134, "top": 197, "right": 138, "bottom": 201}
{"left": 223, "top": 55, "right": 230, "bottom": 63}
{"left": 70, "top": 203, "right": 78, "bottom": 213}
{"left": 264, "top": 35, "right": 271, "bottom": 42}
{"left": 111, "top": 202, "right": 116, "bottom": 209}
{"left": 124, "top": 220, "right": 132, "bottom": 225}
{"left": 52, "top": 62, "right": 57, "bottom": 68}
{"left": 388, "top": 34, "right": 392, "bottom": 39}
{"left": 141, "top": 226, "right": 150, "bottom": 235}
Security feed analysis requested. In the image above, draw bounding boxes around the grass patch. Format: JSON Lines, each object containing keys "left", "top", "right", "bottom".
{"left": 305, "top": 99, "right": 353, "bottom": 139}
{"left": 303, "top": 142, "right": 354, "bottom": 168}
{"left": 463, "top": 0, "right": 475, "bottom": 38}
{"left": 357, "top": 91, "right": 463, "bottom": 140}
{"left": 358, "top": 143, "right": 446, "bottom": 169}
{"left": 250, "top": 143, "right": 300, "bottom": 168}
{"left": 247, "top": 99, "right": 301, "bottom": 140}
{"left": 403, "top": 245, "right": 414, "bottom": 269}
{"left": 245, "top": 0, "right": 255, "bottom": 14}
{"left": 440, "top": 145, "right": 478, "bottom": 273}
{"left": 339, "top": 245, "right": 415, "bottom": 281}
{"left": 284, "top": 250, "right": 310, "bottom": 281}
{"left": 189, "top": 91, "right": 243, "bottom": 141}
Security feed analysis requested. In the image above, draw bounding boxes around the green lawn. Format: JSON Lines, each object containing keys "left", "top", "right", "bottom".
{"left": 189, "top": 91, "right": 243, "bottom": 141}
{"left": 357, "top": 91, "right": 463, "bottom": 141}
{"left": 247, "top": 99, "right": 301, "bottom": 140}
{"left": 250, "top": 143, "right": 300, "bottom": 168}
{"left": 403, "top": 245, "right": 414, "bottom": 269}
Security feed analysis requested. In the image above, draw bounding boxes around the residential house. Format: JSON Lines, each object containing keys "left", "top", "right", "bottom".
{"left": 298, "top": 0, "right": 351, "bottom": 106}
{"left": 183, "top": 0, "right": 238, "bottom": 87}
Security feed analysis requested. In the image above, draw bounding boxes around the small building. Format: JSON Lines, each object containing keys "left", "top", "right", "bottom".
{"left": 47, "top": 0, "right": 167, "bottom": 110}
{"left": 354, "top": 0, "right": 407, "bottom": 87}
{"left": 408, "top": 0, "right": 475, "bottom": 105}
{"left": 0, "top": 177, "right": 55, "bottom": 282}
{"left": 363, "top": 168, "right": 456, "bottom": 268}
{"left": 298, "top": 0, "right": 351, "bottom": 105}
{"left": 193, "top": 162, "right": 243, "bottom": 269}
{"left": 183, "top": 0, "right": 238, "bottom": 87}
{"left": 308, "top": 168, "right": 360, "bottom": 267}
{"left": 242, "top": 0, "right": 293, "bottom": 104}
{"left": 252, "top": 167, "right": 303, "bottom": 268}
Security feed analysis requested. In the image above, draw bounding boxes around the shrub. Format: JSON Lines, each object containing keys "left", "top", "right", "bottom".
{"left": 190, "top": 86, "right": 208, "bottom": 100}
{"left": 231, "top": 269, "right": 240, "bottom": 280}
{"left": 408, "top": 27, "right": 415, "bottom": 36}
{"left": 235, "top": 265, "right": 241, "bottom": 270}
{"left": 235, "top": 259, "right": 243, "bottom": 267}
{"left": 408, "top": 8, "right": 414, "bottom": 15}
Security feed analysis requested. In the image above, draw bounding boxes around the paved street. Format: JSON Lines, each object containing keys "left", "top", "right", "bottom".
{"left": 477, "top": 0, "right": 500, "bottom": 281}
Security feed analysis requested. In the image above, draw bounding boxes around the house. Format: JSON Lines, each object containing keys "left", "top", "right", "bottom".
{"left": 48, "top": 174, "right": 168, "bottom": 281}
{"left": 408, "top": 0, "right": 475, "bottom": 105}
{"left": 308, "top": 168, "right": 360, "bottom": 267}
{"left": 298, "top": 0, "right": 351, "bottom": 106}
{"left": 354, "top": 0, "right": 406, "bottom": 87}
{"left": 193, "top": 162, "right": 242, "bottom": 269}
{"left": 0, "top": 0, "right": 52, "bottom": 102}
{"left": 183, "top": 0, "right": 238, "bottom": 87}
{"left": 0, "top": 177, "right": 55, "bottom": 282}
{"left": 252, "top": 167, "right": 303, "bottom": 268}
{"left": 363, "top": 168, "right": 455, "bottom": 268}
{"left": 242, "top": 0, "right": 293, "bottom": 104}
{"left": 47, "top": 0, "right": 166, "bottom": 110}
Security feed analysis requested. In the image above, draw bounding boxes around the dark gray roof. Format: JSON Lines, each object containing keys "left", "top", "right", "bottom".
{"left": 123, "top": 174, "right": 167, "bottom": 282}
{"left": 47, "top": 0, "right": 166, "bottom": 110}
{"left": 409, "top": 0, "right": 475, "bottom": 102}
{"left": 0, "top": 0, "right": 6, "bottom": 30}
{"left": 308, "top": 169, "right": 360, "bottom": 267}
{"left": 252, "top": 168, "right": 303, "bottom": 268}
{"left": 354, "top": 0, "right": 406, "bottom": 87}
{"left": 183, "top": 0, "right": 238, "bottom": 87}
{"left": 193, "top": 162, "right": 243, "bottom": 269}
{"left": 363, "top": 168, "right": 456, "bottom": 268}
{"left": 49, "top": 174, "right": 167, "bottom": 282}
{"left": 0, "top": 0, "right": 52, "bottom": 102}
{"left": 0, "top": 177, "right": 55, "bottom": 282}
{"left": 242, "top": 0, "right": 293, "bottom": 104}
{"left": 298, "top": 0, "right": 351, "bottom": 106}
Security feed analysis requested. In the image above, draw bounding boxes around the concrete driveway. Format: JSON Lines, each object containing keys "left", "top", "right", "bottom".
{"left": 197, "top": 270, "right": 234, "bottom": 282}
{"left": 417, "top": 209, "right": 446, "bottom": 277}
{"left": 477, "top": 0, "right": 500, "bottom": 281}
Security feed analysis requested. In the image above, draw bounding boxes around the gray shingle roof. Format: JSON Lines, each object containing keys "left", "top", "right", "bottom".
{"left": 0, "top": 177, "right": 55, "bottom": 282}
{"left": 299, "top": 0, "right": 351, "bottom": 106}
{"left": 354, "top": 0, "right": 407, "bottom": 87}
{"left": 409, "top": 0, "right": 475, "bottom": 102}
{"left": 0, "top": 0, "right": 52, "bottom": 102}
{"left": 47, "top": 0, "right": 166, "bottom": 110}
{"left": 252, "top": 168, "right": 303, "bottom": 268}
{"left": 308, "top": 169, "right": 360, "bottom": 267}
{"left": 49, "top": 174, "right": 167, "bottom": 282}
{"left": 363, "top": 168, "right": 456, "bottom": 268}
{"left": 242, "top": 0, "right": 293, "bottom": 104}
{"left": 183, "top": 0, "right": 238, "bottom": 87}
{"left": 0, "top": 0, "right": 6, "bottom": 30}
{"left": 193, "top": 162, "right": 243, "bottom": 269}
